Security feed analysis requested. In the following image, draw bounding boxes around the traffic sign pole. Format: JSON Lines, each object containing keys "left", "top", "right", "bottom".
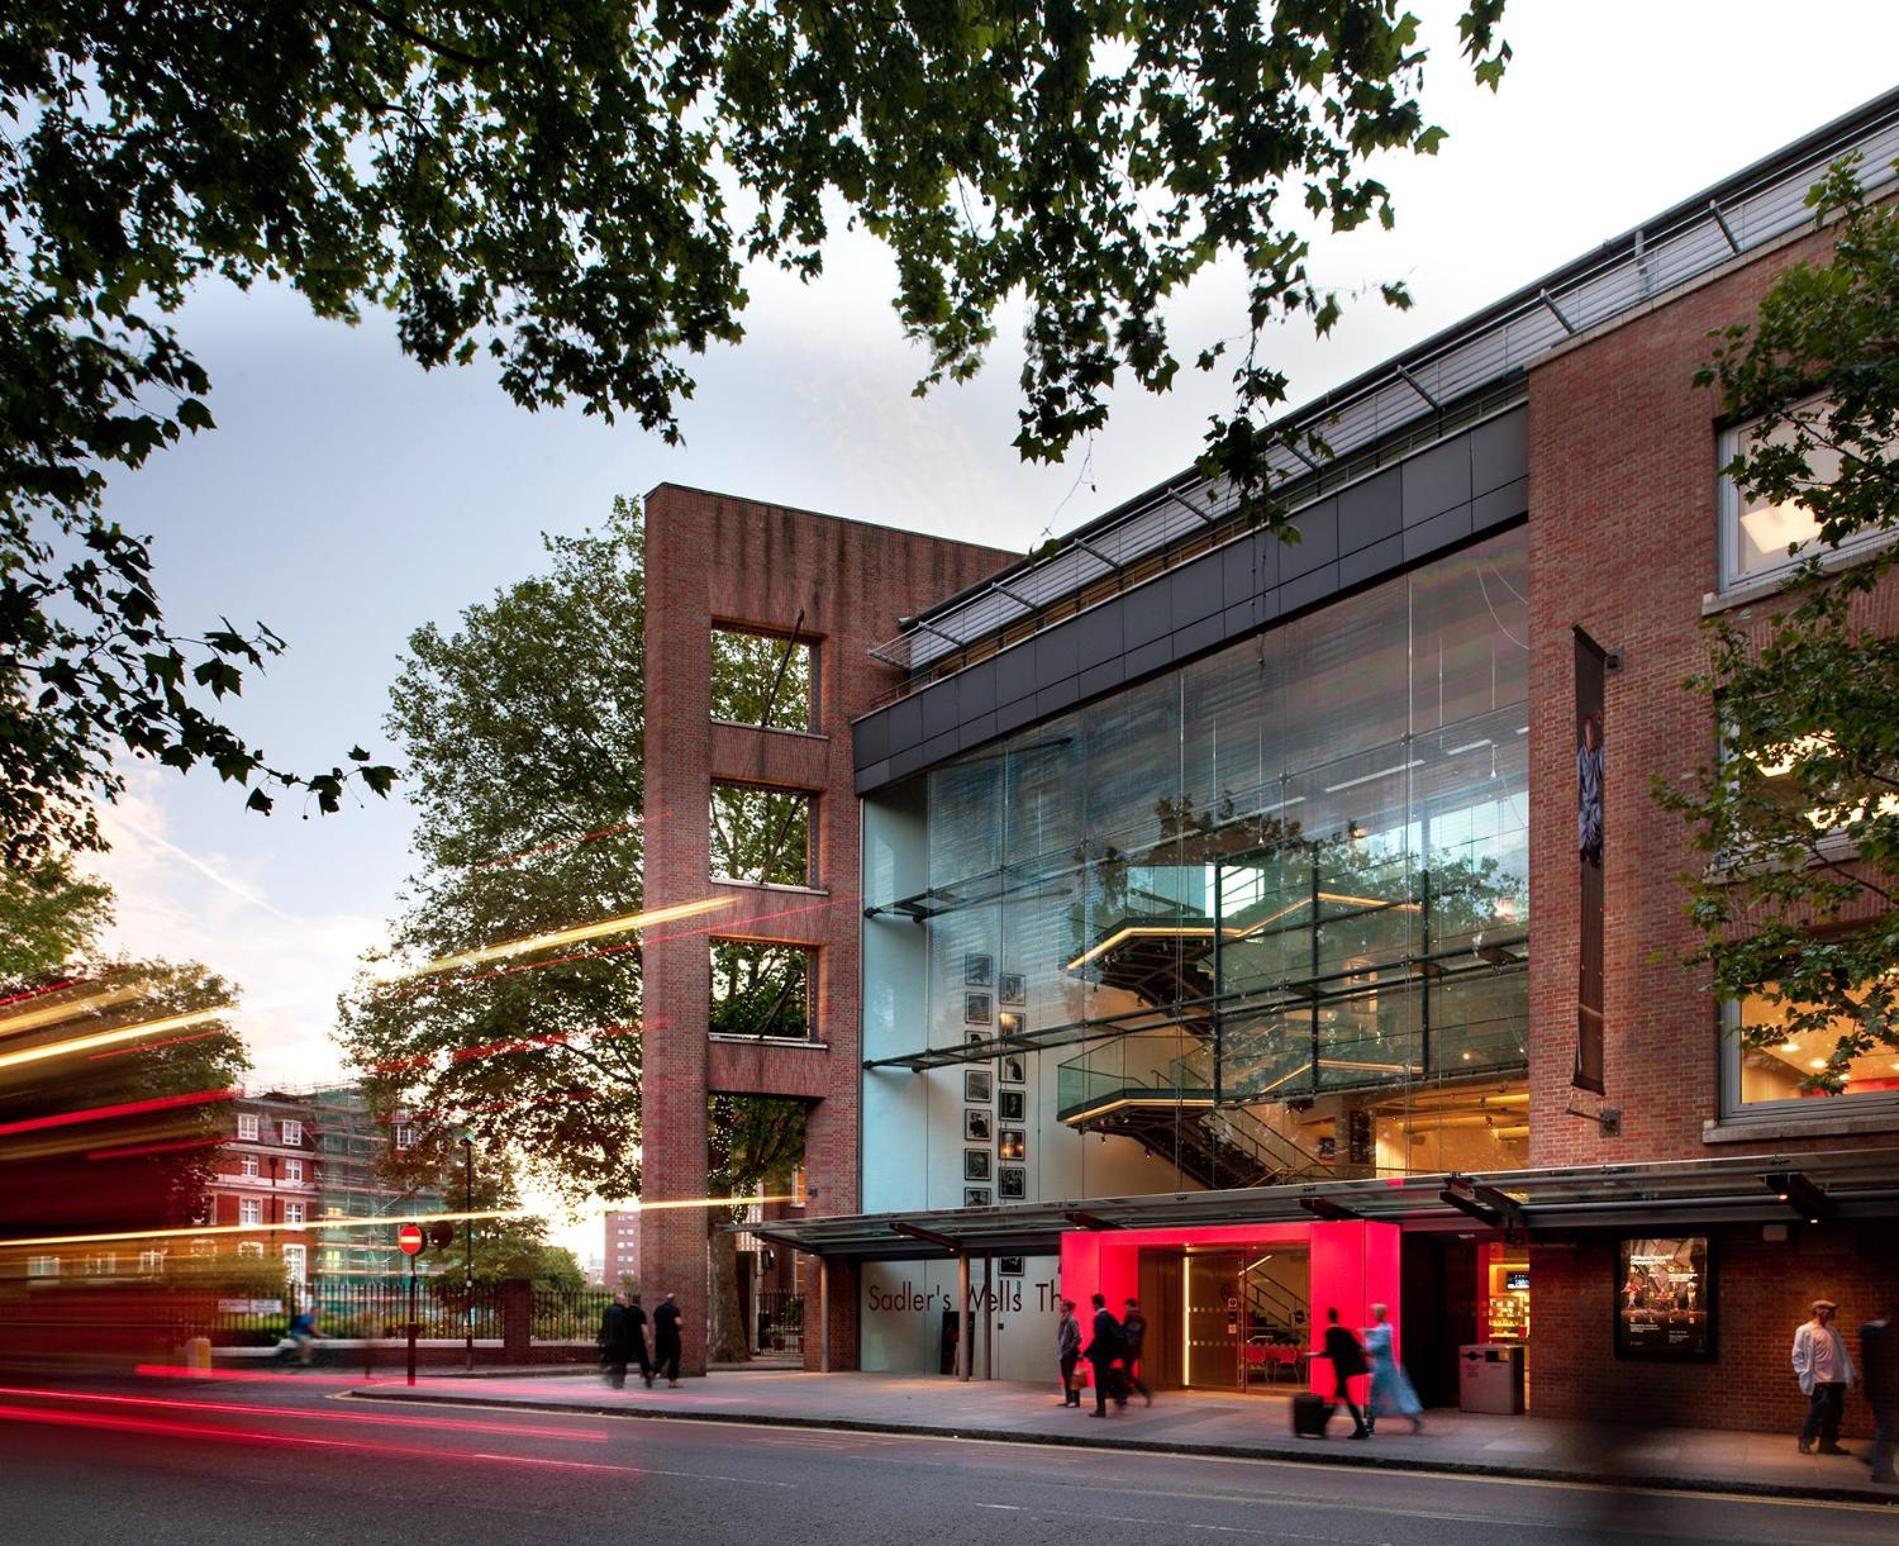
{"left": 397, "top": 1222, "right": 425, "bottom": 1388}
{"left": 407, "top": 1249, "right": 418, "bottom": 1387}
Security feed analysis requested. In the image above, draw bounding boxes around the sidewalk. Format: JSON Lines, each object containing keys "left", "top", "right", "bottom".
{"left": 346, "top": 1368, "right": 1899, "bottom": 1505}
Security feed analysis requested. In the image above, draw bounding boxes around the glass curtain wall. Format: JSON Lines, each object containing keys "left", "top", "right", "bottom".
{"left": 894, "top": 527, "right": 1530, "bottom": 1177}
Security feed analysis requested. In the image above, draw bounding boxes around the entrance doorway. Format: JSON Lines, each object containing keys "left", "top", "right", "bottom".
{"left": 1138, "top": 1245, "right": 1310, "bottom": 1392}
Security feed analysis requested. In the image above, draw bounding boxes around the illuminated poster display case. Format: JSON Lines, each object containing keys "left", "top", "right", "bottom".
{"left": 1615, "top": 1236, "right": 1715, "bottom": 1360}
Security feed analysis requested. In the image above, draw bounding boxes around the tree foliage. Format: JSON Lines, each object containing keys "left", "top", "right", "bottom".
{"left": 337, "top": 505, "right": 647, "bottom": 1204}
{"left": 1659, "top": 156, "right": 1899, "bottom": 1091}
{"left": 2, "top": 1, "right": 1507, "bottom": 861}
{"left": 0, "top": 857, "right": 113, "bottom": 983}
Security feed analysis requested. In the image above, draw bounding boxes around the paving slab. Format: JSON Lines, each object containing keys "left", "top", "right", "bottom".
{"left": 339, "top": 1366, "right": 1899, "bottom": 1506}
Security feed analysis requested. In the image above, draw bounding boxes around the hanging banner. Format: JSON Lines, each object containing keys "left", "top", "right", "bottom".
{"left": 1573, "top": 626, "right": 1607, "bottom": 1095}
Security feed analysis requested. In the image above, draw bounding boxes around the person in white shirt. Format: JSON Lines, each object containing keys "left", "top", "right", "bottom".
{"left": 1792, "top": 1298, "right": 1856, "bottom": 1455}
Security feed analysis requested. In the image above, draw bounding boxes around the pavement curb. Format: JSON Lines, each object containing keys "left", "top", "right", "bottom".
{"left": 345, "top": 1387, "right": 1899, "bottom": 1508}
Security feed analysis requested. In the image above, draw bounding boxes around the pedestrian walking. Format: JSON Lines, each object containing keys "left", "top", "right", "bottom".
{"left": 1861, "top": 1296, "right": 1896, "bottom": 1483}
{"left": 653, "top": 1290, "right": 684, "bottom": 1387}
{"left": 274, "top": 1307, "right": 319, "bottom": 1368}
{"left": 1321, "top": 1307, "right": 1371, "bottom": 1439}
{"left": 1364, "top": 1303, "right": 1422, "bottom": 1434}
{"left": 1793, "top": 1297, "right": 1855, "bottom": 1454}
{"left": 1084, "top": 1293, "right": 1123, "bottom": 1418}
{"left": 626, "top": 1292, "right": 654, "bottom": 1388}
{"left": 598, "top": 1291, "right": 633, "bottom": 1389}
{"left": 1056, "top": 1298, "right": 1083, "bottom": 1407}
{"left": 1122, "top": 1297, "right": 1153, "bottom": 1407}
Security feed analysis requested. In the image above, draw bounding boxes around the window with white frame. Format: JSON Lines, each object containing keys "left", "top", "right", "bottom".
{"left": 138, "top": 1249, "right": 166, "bottom": 1275}
{"left": 83, "top": 1253, "right": 115, "bottom": 1277}
{"left": 239, "top": 1154, "right": 260, "bottom": 1178}
{"left": 1719, "top": 396, "right": 1889, "bottom": 591}
{"left": 284, "top": 1158, "right": 303, "bottom": 1183}
{"left": 237, "top": 1112, "right": 259, "bottom": 1141}
{"left": 27, "top": 1255, "right": 60, "bottom": 1278}
{"left": 394, "top": 1123, "right": 414, "bottom": 1150}
{"left": 282, "top": 1244, "right": 307, "bottom": 1284}
{"left": 284, "top": 1203, "right": 305, "bottom": 1225}
{"left": 280, "top": 1119, "right": 303, "bottom": 1146}
{"left": 237, "top": 1241, "right": 264, "bottom": 1260}
{"left": 239, "top": 1199, "right": 263, "bottom": 1226}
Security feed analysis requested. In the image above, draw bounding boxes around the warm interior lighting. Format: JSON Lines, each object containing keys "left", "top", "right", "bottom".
{"left": 381, "top": 896, "right": 735, "bottom": 983}
{"left": 1065, "top": 924, "right": 1221, "bottom": 972}
{"left": 1808, "top": 1058, "right": 1828, "bottom": 1070}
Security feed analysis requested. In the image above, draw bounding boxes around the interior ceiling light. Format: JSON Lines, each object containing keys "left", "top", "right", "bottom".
{"left": 1808, "top": 1058, "right": 1828, "bottom": 1070}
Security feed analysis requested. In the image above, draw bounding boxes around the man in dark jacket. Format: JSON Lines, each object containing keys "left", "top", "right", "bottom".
{"left": 1321, "top": 1307, "right": 1371, "bottom": 1439}
{"left": 1056, "top": 1299, "right": 1082, "bottom": 1407}
{"left": 1864, "top": 1297, "right": 1897, "bottom": 1484}
{"left": 1122, "top": 1297, "right": 1153, "bottom": 1406}
{"left": 1085, "top": 1293, "right": 1123, "bottom": 1418}
{"left": 598, "top": 1292, "right": 632, "bottom": 1389}
{"left": 653, "top": 1290, "right": 683, "bottom": 1387}
{"left": 626, "top": 1293, "right": 653, "bottom": 1389}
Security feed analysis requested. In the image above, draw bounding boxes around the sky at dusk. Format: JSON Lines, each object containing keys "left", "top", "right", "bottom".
{"left": 71, "top": 3, "right": 1899, "bottom": 1246}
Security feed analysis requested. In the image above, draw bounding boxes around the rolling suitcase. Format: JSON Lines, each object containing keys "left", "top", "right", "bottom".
{"left": 1291, "top": 1392, "right": 1329, "bottom": 1438}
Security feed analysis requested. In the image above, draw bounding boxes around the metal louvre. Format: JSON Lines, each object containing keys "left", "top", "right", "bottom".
{"left": 867, "top": 90, "right": 1899, "bottom": 681}
{"left": 748, "top": 1148, "right": 1899, "bottom": 1259}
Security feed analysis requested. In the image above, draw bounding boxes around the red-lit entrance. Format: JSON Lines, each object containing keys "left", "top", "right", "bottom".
{"left": 1060, "top": 1221, "right": 1400, "bottom": 1398}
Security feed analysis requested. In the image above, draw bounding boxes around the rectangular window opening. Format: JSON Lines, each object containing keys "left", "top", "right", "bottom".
{"left": 710, "top": 939, "right": 816, "bottom": 1042}
{"left": 711, "top": 626, "right": 817, "bottom": 733}
{"left": 710, "top": 781, "right": 816, "bottom": 887}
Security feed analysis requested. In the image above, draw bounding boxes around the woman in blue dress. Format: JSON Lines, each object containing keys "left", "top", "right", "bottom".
{"left": 1365, "top": 1303, "right": 1423, "bottom": 1434}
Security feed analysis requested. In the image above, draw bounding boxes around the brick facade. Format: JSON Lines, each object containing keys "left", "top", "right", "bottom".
{"left": 639, "top": 484, "right": 1009, "bottom": 1373}
{"left": 1525, "top": 210, "right": 1899, "bottom": 1435}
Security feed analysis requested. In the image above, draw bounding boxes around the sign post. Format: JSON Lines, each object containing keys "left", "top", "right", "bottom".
{"left": 398, "top": 1223, "right": 425, "bottom": 1386}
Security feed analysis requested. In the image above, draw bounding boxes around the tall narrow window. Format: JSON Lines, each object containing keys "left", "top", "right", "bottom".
{"left": 710, "top": 782, "right": 816, "bottom": 887}
{"left": 237, "top": 1113, "right": 259, "bottom": 1141}
{"left": 710, "top": 940, "right": 816, "bottom": 1042}
{"left": 711, "top": 626, "right": 816, "bottom": 732}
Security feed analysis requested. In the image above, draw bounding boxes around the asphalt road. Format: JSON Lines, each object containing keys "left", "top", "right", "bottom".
{"left": 0, "top": 1373, "right": 1891, "bottom": 1545}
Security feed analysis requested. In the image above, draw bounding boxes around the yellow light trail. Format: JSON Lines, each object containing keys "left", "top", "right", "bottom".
{"left": 0, "top": 984, "right": 149, "bottom": 1041}
{"left": 0, "top": 1009, "right": 228, "bottom": 1073}
{"left": 0, "top": 1195, "right": 795, "bottom": 1251}
{"left": 380, "top": 896, "right": 736, "bottom": 984}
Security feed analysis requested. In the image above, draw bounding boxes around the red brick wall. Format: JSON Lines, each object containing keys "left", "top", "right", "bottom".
{"left": 1526, "top": 216, "right": 1899, "bottom": 1170}
{"left": 1530, "top": 1228, "right": 1896, "bottom": 1437}
{"left": 639, "top": 484, "right": 1010, "bottom": 1373}
{"left": 1524, "top": 207, "right": 1899, "bottom": 1436}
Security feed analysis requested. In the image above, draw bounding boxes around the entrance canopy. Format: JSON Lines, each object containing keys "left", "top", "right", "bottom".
{"left": 751, "top": 1147, "right": 1899, "bottom": 1261}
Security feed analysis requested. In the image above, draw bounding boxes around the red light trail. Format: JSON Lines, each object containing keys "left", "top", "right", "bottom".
{"left": 0, "top": 1386, "right": 604, "bottom": 1442}
{"left": 469, "top": 820, "right": 640, "bottom": 872}
{"left": 0, "top": 1087, "right": 236, "bottom": 1140}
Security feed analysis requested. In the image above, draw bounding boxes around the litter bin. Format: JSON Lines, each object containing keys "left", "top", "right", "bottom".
{"left": 1458, "top": 1342, "right": 1525, "bottom": 1414}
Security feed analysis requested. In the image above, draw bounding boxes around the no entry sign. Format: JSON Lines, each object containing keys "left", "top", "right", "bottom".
{"left": 397, "top": 1223, "right": 425, "bottom": 1256}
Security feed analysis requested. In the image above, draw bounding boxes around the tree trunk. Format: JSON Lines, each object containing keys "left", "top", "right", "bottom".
{"left": 706, "top": 1222, "right": 750, "bottom": 1363}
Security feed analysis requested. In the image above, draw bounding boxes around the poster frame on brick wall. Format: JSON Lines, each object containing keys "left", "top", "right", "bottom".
{"left": 1613, "top": 1234, "right": 1716, "bottom": 1361}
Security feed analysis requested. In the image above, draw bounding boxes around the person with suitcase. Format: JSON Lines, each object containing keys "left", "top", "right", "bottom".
{"left": 1321, "top": 1306, "right": 1372, "bottom": 1439}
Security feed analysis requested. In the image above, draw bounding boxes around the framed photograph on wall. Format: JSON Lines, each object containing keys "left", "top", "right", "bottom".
{"left": 997, "top": 1128, "right": 1025, "bottom": 1163}
{"left": 1615, "top": 1235, "right": 1715, "bottom": 1360}
{"left": 998, "top": 1090, "right": 1026, "bottom": 1123}
{"left": 998, "top": 972, "right": 1027, "bottom": 1007}
{"left": 963, "top": 953, "right": 994, "bottom": 987}
{"left": 965, "top": 992, "right": 992, "bottom": 1025}
{"left": 964, "top": 1148, "right": 993, "bottom": 1182}
{"left": 963, "top": 1068, "right": 993, "bottom": 1103}
{"left": 997, "top": 1010, "right": 1025, "bottom": 1038}
{"left": 964, "top": 1188, "right": 991, "bottom": 1207}
{"left": 997, "top": 1165, "right": 1026, "bottom": 1200}
{"left": 999, "top": 1054, "right": 1027, "bottom": 1085}
{"left": 964, "top": 1109, "right": 993, "bottom": 1143}
{"left": 998, "top": 1257, "right": 1025, "bottom": 1277}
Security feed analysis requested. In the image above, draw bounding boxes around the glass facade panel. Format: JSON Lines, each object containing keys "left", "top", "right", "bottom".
{"left": 883, "top": 527, "right": 1531, "bottom": 1176}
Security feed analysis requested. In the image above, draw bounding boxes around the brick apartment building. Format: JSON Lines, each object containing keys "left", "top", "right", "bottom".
{"left": 203, "top": 1086, "right": 438, "bottom": 1297}
{"left": 603, "top": 1209, "right": 639, "bottom": 1289}
{"left": 616, "top": 88, "right": 1899, "bottom": 1441}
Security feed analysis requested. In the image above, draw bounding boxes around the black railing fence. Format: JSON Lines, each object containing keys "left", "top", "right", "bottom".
{"left": 210, "top": 1279, "right": 505, "bottom": 1345}
{"left": 530, "top": 1287, "right": 616, "bottom": 1344}
{"left": 756, "top": 1289, "right": 804, "bottom": 1355}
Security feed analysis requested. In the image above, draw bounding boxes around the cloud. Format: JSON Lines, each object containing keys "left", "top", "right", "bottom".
{"left": 80, "top": 771, "right": 385, "bottom": 1089}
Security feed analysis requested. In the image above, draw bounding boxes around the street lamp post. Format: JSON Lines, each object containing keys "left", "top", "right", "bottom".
{"left": 462, "top": 1136, "right": 474, "bottom": 1372}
